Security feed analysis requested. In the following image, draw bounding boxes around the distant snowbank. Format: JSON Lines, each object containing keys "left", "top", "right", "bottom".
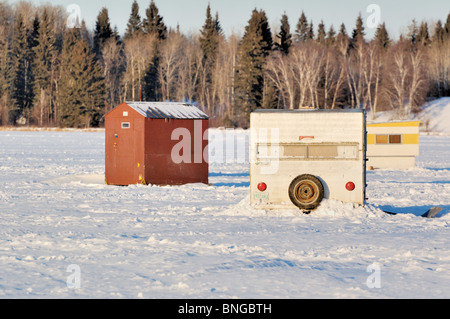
{"left": 418, "top": 97, "right": 450, "bottom": 135}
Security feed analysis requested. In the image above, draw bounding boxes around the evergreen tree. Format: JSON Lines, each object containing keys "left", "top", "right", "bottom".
{"left": 351, "top": 13, "right": 365, "bottom": 46}
{"left": 409, "top": 19, "right": 419, "bottom": 44}
{"left": 141, "top": 1, "right": 167, "bottom": 102}
{"left": 199, "top": 4, "right": 222, "bottom": 64}
{"left": 143, "top": 54, "right": 161, "bottom": 102}
{"left": 276, "top": 13, "right": 292, "bottom": 54}
{"left": 260, "top": 11, "right": 273, "bottom": 52}
{"left": 326, "top": 25, "right": 336, "bottom": 46}
{"left": 10, "top": 14, "right": 29, "bottom": 124}
{"left": 23, "top": 15, "right": 40, "bottom": 122}
{"left": 58, "top": 28, "right": 106, "bottom": 127}
{"left": 417, "top": 21, "right": 430, "bottom": 46}
{"left": 214, "top": 12, "right": 222, "bottom": 36}
{"left": 33, "top": 9, "right": 57, "bottom": 126}
{"left": 316, "top": 20, "right": 326, "bottom": 44}
{"left": 234, "top": 9, "right": 273, "bottom": 123}
{"left": 112, "top": 25, "right": 121, "bottom": 43}
{"left": 94, "top": 7, "right": 113, "bottom": 56}
{"left": 307, "top": 20, "right": 315, "bottom": 41}
{"left": 143, "top": 0, "right": 167, "bottom": 40}
{"left": 0, "top": 28, "right": 12, "bottom": 102}
{"left": 295, "top": 11, "right": 308, "bottom": 43}
{"left": 199, "top": 4, "right": 222, "bottom": 107}
{"left": 374, "top": 22, "right": 390, "bottom": 48}
{"left": 338, "top": 23, "right": 348, "bottom": 38}
{"left": 124, "top": 0, "right": 142, "bottom": 39}
{"left": 445, "top": 13, "right": 450, "bottom": 40}
{"left": 28, "top": 16, "right": 40, "bottom": 57}
{"left": 79, "top": 20, "right": 93, "bottom": 47}
{"left": 433, "top": 20, "right": 445, "bottom": 45}
{"left": 336, "top": 23, "right": 349, "bottom": 53}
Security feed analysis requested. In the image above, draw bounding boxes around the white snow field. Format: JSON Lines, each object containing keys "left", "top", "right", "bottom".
{"left": 1, "top": 123, "right": 450, "bottom": 299}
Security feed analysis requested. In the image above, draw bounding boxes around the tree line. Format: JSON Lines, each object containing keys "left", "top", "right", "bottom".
{"left": 0, "top": 1, "right": 449, "bottom": 128}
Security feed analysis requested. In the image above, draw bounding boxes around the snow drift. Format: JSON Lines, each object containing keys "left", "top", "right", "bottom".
{"left": 419, "top": 97, "right": 450, "bottom": 134}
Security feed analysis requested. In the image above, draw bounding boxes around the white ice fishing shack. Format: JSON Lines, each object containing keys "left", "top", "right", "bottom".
{"left": 250, "top": 109, "right": 367, "bottom": 211}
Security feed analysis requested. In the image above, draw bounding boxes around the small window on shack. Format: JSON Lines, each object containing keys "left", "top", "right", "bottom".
{"left": 389, "top": 135, "right": 402, "bottom": 144}
{"left": 376, "top": 135, "right": 389, "bottom": 144}
{"left": 376, "top": 134, "right": 402, "bottom": 144}
{"left": 121, "top": 122, "right": 130, "bottom": 129}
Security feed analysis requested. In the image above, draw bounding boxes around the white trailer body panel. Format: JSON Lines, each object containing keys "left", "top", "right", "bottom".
{"left": 250, "top": 109, "right": 367, "bottom": 210}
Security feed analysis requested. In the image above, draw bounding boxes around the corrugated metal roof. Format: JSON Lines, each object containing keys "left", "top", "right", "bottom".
{"left": 125, "top": 102, "right": 209, "bottom": 120}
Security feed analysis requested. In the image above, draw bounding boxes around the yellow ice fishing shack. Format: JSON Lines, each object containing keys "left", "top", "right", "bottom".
{"left": 366, "top": 121, "right": 420, "bottom": 170}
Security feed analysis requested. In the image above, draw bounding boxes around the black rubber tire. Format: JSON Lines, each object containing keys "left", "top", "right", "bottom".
{"left": 288, "top": 174, "right": 324, "bottom": 211}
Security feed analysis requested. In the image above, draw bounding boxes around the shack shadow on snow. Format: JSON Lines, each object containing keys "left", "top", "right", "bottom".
{"left": 209, "top": 171, "right": 250, "bottom": 188}
{"left": 423, "top": 167, "right": 450, "bottom": 172}
{"left": 378, "top": 205, "right": 449, "bottom": 218}
{"left": 212, "top": 181, "right": 250, "bottom": 188}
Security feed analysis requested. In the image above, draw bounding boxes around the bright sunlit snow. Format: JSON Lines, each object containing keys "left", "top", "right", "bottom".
{"left": 1, "top": 100, "right": 450, "bottom": 299}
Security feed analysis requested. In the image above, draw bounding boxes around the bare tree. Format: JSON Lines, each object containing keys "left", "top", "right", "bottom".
{"left": 427, "top": 40, "right": 450, "bottom": 97}
{"left": 158, "top": 31, "right": 183, "bottom": 101}
{"left": 321, "top": 48, "right": 345, "bottom": 109}
{"left": 291, "top": 43, "right": 325, "bottom": 108}
{"left": 265, "top": 51, "right": 295, "bottom": 109}
{"left": 176, "top": 36, "right": 202, "bottom": 103}
{"left": 330, "top": 55, "right": 346, "bottom": 109}
{"left": 407, "top": 48, "right": 427, "bottom": 114}
{"left": 102, "top": 38, "right": 125, "bottom": 111}
{"left": 361, "top": 42, "right": 384, "bottom": 119}
{"left": 346, "top": 42, "right": 366, "bottom": 109}
{"left": 212, "top": 32, "right": 240, "bottom": 122}
{"left": 384, "top": 42, "right": 410, "bottom": 116}
{"left": 123, "top": 33, "right": 155, "bottom": 101}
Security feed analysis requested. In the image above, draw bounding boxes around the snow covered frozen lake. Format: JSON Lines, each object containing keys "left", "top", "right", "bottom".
{"left": 0, "top": 129, "right": 449, "bottom": 299}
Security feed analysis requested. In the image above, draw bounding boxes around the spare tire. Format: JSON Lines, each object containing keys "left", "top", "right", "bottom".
{"left": 288, "top": 174, "right": 324, "bottom": 211}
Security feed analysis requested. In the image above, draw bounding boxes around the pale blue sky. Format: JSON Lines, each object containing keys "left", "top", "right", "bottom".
{"left": 18, "top": 0, "right": 450, "bottom": 39}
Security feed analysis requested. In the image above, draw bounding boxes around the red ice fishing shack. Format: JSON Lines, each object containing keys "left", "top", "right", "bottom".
{"left": 105, "top": 102, "right": 209, "bottom": 186}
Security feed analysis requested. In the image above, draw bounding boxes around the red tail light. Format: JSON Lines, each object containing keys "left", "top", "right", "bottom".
{"left": 257, "top": 183, "right": 267, "bottom": 192}
{"left": 346, "top": 182, "right": 356, "bottom": 191}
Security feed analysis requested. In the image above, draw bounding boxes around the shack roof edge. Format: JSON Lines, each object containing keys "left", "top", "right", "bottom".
{"left": 111, "top": 101, "right": 209, "bottom": 120}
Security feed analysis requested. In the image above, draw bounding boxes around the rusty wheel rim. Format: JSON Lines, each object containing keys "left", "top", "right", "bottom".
{"left": 294, "top": 180, "right": 320, "bottom": 205}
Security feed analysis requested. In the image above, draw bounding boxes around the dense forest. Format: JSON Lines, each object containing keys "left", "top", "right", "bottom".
{"left": 0, "top": 1, "right": 449, "bottom": 128}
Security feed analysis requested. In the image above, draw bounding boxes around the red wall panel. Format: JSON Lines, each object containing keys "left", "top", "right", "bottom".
{"left": 106, "top": 103, "right": 209, "bottom": 186}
